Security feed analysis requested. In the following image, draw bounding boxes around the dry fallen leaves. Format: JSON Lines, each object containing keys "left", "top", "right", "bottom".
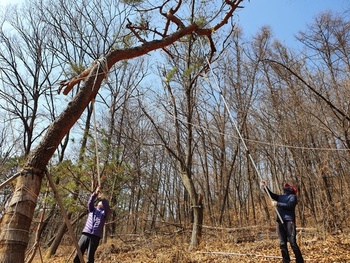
{"left": 35, "top": 230, "right": 350, "bottom": 263}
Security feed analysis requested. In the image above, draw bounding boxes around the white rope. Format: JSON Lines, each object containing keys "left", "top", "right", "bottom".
{"left": 92, "top": 98, "right": 101, "bottom": 187}
{"left": 90, "top": 57, "right": 109, "bottom": 188}
{"left": 200, "top": 251, "right": 285, "bottom": 258}
{"left": 197, "top": 37, "right": 284, "bottom": 223}
{"left": 199, "top": 251, "right": 314, "bottom": 260}
{"left": 118, "top": 81, "right": 350, "bottom": 152}
{"left": 78, "top": 58, "right": 350, "bottom": 151}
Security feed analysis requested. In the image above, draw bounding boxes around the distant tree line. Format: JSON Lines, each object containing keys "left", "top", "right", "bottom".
{"left": 0, "top": 0, "right": 349, "bottom": 261}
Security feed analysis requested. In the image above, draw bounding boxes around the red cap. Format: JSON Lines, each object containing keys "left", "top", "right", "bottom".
{"left": 285, "top": 183, "right": 297, "bottom": 194}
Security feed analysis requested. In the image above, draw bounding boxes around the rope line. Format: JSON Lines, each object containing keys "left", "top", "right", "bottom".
{"left": 2, "top": 228, "right": 30, "bottom": 233}
{"left": 199, "top": 251, "right": 315, "bottom": 260}
{"left": 1, "top": 50, "right": 339, "bottom": 166}
{"left": 14, "top": 185, "right": 39, "bottom": 200}
{"left": 200, "top": 251, "right": 286, "bottom": 259}
{"left": 92, "top": 98, "right": 101, "bottom": 187}
{"left": 52, "top": 56, "right": 348, "bottom": 153}
{"left": 90, "top": 57, "right": 109, "bottom": 187}
{"left": 45, "top": 171, "right": 85, "bottom": 263}
{"left": 101, "top": 72, "right": 350, "bottom": 153}
{"left": 197, "top": 36, "right": 285, "bottom": 224}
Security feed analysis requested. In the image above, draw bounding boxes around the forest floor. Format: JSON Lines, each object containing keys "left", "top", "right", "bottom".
{"left": 34, "top": 227, "right": 350, "bottom": 263}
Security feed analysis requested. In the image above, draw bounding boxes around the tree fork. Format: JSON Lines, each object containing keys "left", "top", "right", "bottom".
{"left": 0, "top": 0, "right": 244, "bottom": 260}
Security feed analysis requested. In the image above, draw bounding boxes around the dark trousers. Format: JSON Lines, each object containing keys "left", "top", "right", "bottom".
{"left": 277, "top": 221, "right": 304, "bottom": 263}
{"left": 73, "top": 233, "right": 100, "bottom": 263}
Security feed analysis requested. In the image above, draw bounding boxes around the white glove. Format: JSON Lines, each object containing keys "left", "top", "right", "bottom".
{"left": 271, "top": 200, "right": 277, "bottom": 207}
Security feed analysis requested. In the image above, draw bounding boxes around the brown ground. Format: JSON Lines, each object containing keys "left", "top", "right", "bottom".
{"left": 33, "top": 229, "right": 350, "bottom": 263}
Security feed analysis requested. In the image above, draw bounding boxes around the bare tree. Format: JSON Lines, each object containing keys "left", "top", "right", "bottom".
{"left": 141, "top": 37, "right": 207, "bottom": 248}
{"left": 39, "top": 0, "right": 134, "bottom": 255}
{"left": 255, "top": 11, "right": 350, "bottom": 230}
{"left": 0, "top": 0, "right": 244, "bottom": 261}
{"left": 0, "top": 4, "right": 59, "bottom": 156}
{"left": 294, "top": 10, "right": 350, "bottom": 230}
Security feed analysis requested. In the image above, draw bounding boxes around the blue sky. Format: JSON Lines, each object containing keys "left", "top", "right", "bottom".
{"left": 0, "top": 0, "right": 21, "bottom": 6}
{"left": 0, "top": 0, "right": 348, "bottom": 46}
{"left": 236, "top": 0, "right": 349, "bottom": 45}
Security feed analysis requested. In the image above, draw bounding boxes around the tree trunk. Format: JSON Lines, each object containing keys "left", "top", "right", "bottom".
{"left": 190, "top": 194, "right": 204, "bottom": 250}
{"left": 179, "top": 170, "right": 203, "bottom": 250}
{"left": 47, "top": 102, "right": 94, "bottom": 257}
{"left": 0, "top": 62, "right": 104, "bottom": 261}
{"left": 0, "top": 22, "right": 223, "bottom": 262}
{"left": 46, "top": 213, "right": 72, "bottom": 258}
{"left": 0, "top": 171, "right": 43, "bottom": 262}
{"left": 46, "top": 212, "right": 86, "bottom": 258}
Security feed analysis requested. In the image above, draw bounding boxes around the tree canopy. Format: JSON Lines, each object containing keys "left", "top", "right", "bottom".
{"left": 0, "top": 1, "right": 350, "bottom": 262}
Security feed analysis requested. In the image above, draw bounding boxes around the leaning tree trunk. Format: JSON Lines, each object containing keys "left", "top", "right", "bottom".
{"left": 0, "top": 170, "right": 43, "bottom": 262}
{"left": 0, "top": 0, "right": 244, "bottom": 258}
{"left": 47, "top": 103, "right": 94, "bottom": 258}
{"left": 0, "top": 25, "right": 199, "bottom": 262}
{"left": 0, "top": 66, "right": 104, "bottom": 262}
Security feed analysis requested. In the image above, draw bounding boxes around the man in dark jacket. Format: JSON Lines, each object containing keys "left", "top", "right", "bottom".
{"left": 74, "top": 186, "right": 111, "bottom": 263}
{"left": 261, "top": 181, "right": 304, "bottom": 263}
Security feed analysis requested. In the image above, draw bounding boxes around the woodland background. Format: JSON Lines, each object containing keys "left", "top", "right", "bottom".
{"left": 0, "top": 0, "right": 350, "bottom": 262}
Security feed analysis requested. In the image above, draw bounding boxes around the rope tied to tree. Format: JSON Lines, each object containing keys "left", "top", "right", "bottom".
{"left": 0, "top": 167, "right": 47, "bottom": 190}
{"left": 13, "top": 185, "right": 39, "bottom": 201}
{"left": 91, "top": 57, "right": 109, "bottom": 92}
{"left": 90, "top": 57, "right": 109, "bottom": 188}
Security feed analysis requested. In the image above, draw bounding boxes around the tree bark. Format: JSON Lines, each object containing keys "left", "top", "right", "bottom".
{"left": 0, "top": 0, "right": 245, "bottom": 256}
{"left": 0, "top": 24, "right": 200, "bottom": 262}
{"left": 0, "top": 171, "right": 43, "bottom": 262}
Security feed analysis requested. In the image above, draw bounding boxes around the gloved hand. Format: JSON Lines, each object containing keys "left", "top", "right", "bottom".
{"left": 95, "top": 186, "right": 102, "bottom": 195}
{"left": 271, "top": 200, "right": 277, "bottom": 207}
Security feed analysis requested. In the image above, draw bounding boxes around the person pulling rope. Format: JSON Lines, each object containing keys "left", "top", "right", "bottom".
{"left": 197, "top": 35, "right": 302, "bottom": 262}
{"left": 73, "top": 186, "right": 111, "bottom": 263}
{"left": 261, "top": 181, "right": 304, "bottom": 263}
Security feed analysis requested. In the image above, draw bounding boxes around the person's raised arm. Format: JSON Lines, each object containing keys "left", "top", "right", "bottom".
{"left": 261, "top": 181, "right": 279, "bottom": 201}
{"left": 97, "top": 186, "right": 111, "bottom": 220}
{"left": 87, "top": 187, "right": 100, "bottom": 212}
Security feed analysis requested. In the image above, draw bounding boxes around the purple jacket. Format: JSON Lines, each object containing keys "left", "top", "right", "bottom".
{"left": 82, "top": 193, "right": 111, "bottom": 238}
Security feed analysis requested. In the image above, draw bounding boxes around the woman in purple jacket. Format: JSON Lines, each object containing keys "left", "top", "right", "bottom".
{"left": 74, "top": 186, "right": 111, "bottom": 263}
{"left": 261, "top": 181, "right": 304, "bottom": 263}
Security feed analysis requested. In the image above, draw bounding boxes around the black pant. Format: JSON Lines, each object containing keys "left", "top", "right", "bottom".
{"left": 277, "top": 221, "right": 304, "bottom": 263}
{"left": 73, "top": 233, "right": 100, "bottom": 263}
